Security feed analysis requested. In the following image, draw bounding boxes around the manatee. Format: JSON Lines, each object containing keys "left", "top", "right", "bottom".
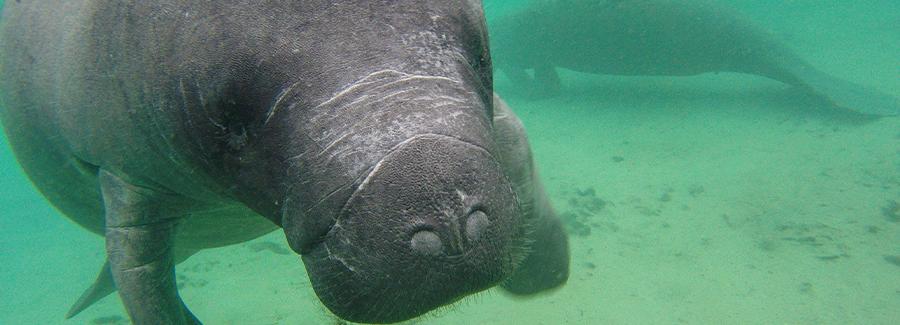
{"left": 0, "top": 1, "right": 568, "bottom": 323}
{"left": 491, "top": 94, "right": 570, "bottom": 295}
{"left": 490, "top": 0, "right": 900, "bottom": 116}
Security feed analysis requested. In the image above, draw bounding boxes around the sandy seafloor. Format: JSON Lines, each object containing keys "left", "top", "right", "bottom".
{"left": 1, "top": 1, "right": 899, "bottom": 324}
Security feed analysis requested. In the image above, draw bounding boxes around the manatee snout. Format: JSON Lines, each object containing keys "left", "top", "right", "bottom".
{"left": 301, "top": 134, "right": 525, "bottom": 323}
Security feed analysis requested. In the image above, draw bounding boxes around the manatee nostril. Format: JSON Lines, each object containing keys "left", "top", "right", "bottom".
{"left": 465, "top": 210, "right": 490, "bottom": 242}
{"left": 410, "top": 230, "right": 443, "bottom": 256}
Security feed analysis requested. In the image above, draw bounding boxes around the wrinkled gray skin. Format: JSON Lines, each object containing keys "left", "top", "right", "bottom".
{"left": 0, "top": 1, "right": 568, "bottom": 323}
{"left": 490, "top": 0, "right": 900, "bottom": 116}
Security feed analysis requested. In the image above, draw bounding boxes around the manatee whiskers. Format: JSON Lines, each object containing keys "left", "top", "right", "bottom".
{"left": 415, "top": 286, "right": 496, "bottom": 322}
{"left": 508, "top": 218, "right": 537, "bottom": 271}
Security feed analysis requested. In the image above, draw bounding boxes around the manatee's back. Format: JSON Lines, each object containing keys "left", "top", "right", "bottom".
{"left": 491, "top": 0, "right": 786, "bottom": 76}
{"left": 0, "top": 1, "right": 110, "bottom": 235}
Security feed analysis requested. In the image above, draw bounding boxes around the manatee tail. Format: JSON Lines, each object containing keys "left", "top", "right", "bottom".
{"left": 65, "top": 260, "right": 116, "bottom": 319}
{"left": 728, "top": 27, "right": 899, "bottom": 116}
{"left": 786, "top": 64, "right": 900, "bottom": 116}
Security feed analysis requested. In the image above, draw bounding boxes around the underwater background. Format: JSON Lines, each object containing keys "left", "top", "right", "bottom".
{"left": 1, "top": 0, "right": 898, "bottom": 324}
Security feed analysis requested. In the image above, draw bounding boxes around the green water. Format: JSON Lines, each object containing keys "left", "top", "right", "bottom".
{"left": 2, "top": 1, "right": 899, "bottom": 324}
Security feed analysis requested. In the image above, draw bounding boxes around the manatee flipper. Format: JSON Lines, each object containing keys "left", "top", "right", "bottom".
{"left": 66, "top": 247, "right": 200, "bottom": 319}
{"left": 65, "top": 261, "right": 115, "bottom": 319}
{"left": 787, "top": 65, "right": 900, "bottom": 116}
{"left": 99, "top": 170, "right": 200, "bottom": 325}
{"left": 502, "top": 183, "right": 570, "bottom": 295}
{"left": 491, "top": 95, "right": 570, "bottom": 295}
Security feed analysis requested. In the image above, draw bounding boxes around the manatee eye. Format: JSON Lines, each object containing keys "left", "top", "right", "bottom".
{"left": 411, "top": 230, "right": 443, "bottom": 256}
{"left": 465, "top": 209, "right": 490, "bottom": 242}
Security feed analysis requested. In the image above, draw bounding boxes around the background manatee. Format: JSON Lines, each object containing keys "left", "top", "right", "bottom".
{"left": 490, "top": 0, "right": 900, "bottom": 116}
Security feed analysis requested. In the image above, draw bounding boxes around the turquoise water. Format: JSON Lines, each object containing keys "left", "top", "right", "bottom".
{"left": 2, "top": 1, "right": 899, "bottom": 324}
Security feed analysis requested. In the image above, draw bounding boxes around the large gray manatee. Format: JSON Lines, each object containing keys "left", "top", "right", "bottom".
{"left": 490, "top": 0, "right": 900, "bottom": 116}
{"left": 0, "top": 1, "right": 569, "bottom": 323}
